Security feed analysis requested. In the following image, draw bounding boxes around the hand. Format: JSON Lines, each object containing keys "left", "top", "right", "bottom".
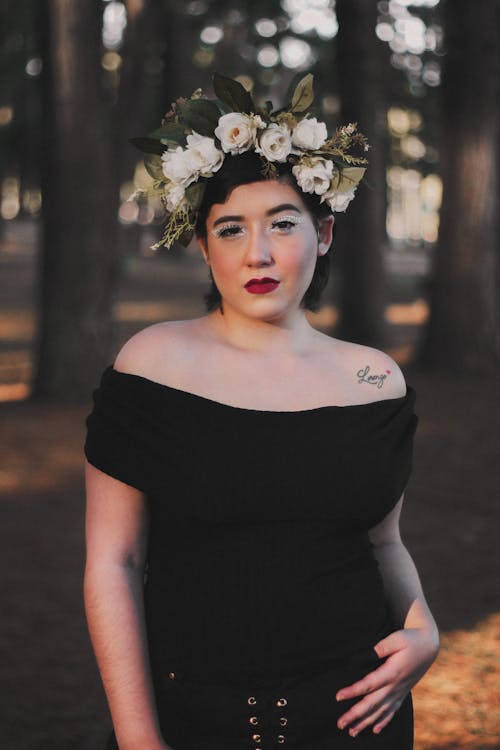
{"left": 336, "top": 627, "right": 439, "bottom": 736}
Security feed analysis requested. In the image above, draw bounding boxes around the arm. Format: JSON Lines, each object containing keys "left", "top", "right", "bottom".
{"left": 83, "top": 460, "right": 170, "bottom": 750}
{"left": 336, "top": 495, "right": 439, "bottom": 737}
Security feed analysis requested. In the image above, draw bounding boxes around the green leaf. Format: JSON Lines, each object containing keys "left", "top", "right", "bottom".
{"left": 179, "top": 99, "right": 220, "bottom": 136}
{"left": 212, "top": 73, "right": 255, "bottom": 113}
{"left": 150, "top": 123, "right": 186, "bottom": 145}
{"left": 144, "top": 154, "right": 164, "bottom": 181}
{"left": 189, "top": 98, "right": 222, "bottom": 122}
{"left": 290, "top": 74, "right": 314, "bottom": 113}
{"left": 129, "top": 137, "right": 166, "bottom": 155}
{"left": 213, "top": 97, "right": 233, "bottom": 115}
{"left": 177, "top": 227, "right": 195, "bottom": 247}
{"left": 185, "top": 181, "right": 206, "bottom": 211}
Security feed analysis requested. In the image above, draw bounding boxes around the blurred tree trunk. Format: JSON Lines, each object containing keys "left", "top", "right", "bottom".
{"left": 116, "top": 0, "right": 192, "bottom": 256}
{"left": 116, "top": 0, "right": 166, "bottom": 257}
{"left": 335, "top": 0, "right": 389, "bottom": 347}
{"left": 420, "top": 0, "right": 500, "bottom": 373}
{"left": 33, "top": 1, "right": 120, "bottom": 402}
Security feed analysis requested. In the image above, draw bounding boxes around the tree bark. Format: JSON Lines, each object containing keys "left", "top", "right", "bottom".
{"left": 33, "top": 0, "right": 120, "bottom": 401}
{"left": 420, "top": 0, "right": 500, "bottom": 373}
{"left": 335, "top": 0, "right": 389, "bottom": 347}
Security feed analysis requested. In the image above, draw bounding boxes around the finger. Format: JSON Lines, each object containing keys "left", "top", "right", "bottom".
{"left": 336, "top": 664, "right": 392, "bottom": 701}
{"left": 346, "top": 702, "right": 391, "bottom": 737}
{"left": 373, "top": 630, "right": 406, "bottom": 659}
{"left": 373, "top": 709, "right": 396, "bottom": 734}
{"left": 337, "top": 686, "right": 391, "bottom": 730}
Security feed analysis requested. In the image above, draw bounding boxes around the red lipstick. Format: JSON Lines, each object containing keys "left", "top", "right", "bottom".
{"left": 244, "top": 277, "right": 280, "bottom": 294}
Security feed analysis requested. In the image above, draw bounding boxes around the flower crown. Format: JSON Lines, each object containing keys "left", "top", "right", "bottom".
{"left": 130, "top": 73, "right": 369, "bottom": 250}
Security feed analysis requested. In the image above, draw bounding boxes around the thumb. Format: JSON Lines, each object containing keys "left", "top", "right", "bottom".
{"left": 373, "top": 630, "right": 406, "bottom": 659}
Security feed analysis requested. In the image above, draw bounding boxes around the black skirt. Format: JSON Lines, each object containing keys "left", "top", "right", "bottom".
{"left": 105, "top": 647, "right": 413, "bottom": 750}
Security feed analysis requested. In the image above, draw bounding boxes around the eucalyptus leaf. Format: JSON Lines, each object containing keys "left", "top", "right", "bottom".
{"left": 290, "top": 74, "right": 314, "bottom": 113}
{"left": 129, "top": 137, "right": 166, "bottom": 155}
{"left": 212, "top": 73, "right": 255, "bottom": 113}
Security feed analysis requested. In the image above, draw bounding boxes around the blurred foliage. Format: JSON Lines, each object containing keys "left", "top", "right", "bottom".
{"left": 0, "top": 0, "right": 443, "bottom": 220}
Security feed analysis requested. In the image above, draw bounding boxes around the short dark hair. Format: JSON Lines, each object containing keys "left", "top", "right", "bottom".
{"left": 194, "top": 151, "right": 335, "bottom": 313}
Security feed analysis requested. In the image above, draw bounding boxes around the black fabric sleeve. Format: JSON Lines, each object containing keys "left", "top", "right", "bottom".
{"left": 84, "top": 365, "right": 158, "bottom": 494}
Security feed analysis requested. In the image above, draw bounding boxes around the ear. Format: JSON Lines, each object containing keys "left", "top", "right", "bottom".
{"left": 317, "top": 215, "right": 334, "bottom": 256}
{"left": 196, "top": 235, "right": 210, "bottom": 265}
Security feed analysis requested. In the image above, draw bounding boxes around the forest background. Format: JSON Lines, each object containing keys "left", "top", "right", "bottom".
{"left": 0, "top": 1, "right": 499, "bottom": 748}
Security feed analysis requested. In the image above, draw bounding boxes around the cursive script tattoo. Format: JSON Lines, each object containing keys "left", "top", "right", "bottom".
{"left": 356, "top": 364, "right": 391, "bottom": 389}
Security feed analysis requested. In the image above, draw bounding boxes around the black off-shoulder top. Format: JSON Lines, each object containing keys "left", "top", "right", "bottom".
{"left": 84, "top": 365, "right": 418, "bottom": 683}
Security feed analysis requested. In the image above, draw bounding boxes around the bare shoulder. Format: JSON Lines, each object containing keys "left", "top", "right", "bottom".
{"left": 113, "top": 318, "right": 201, "bottom": 381}
{"left": 329, "top": 338, "right": 408, "bottom": 400}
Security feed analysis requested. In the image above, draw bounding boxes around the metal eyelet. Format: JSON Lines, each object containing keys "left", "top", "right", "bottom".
{"left": 247, "top": 696, "right": 257, "bottom": 705}
{"left": 277, "top": 735, "right": 286, "bottom": 743}
{"left": 279, "top": 717, "right": 288, "bottom": 726}
{"left": 249, "top": 716, "right": 259, "bottom": 725}
{"left": 276, "top": 697, "right": 288, "bottom": 707}
{"left": 168, "top": 672, "right": 175, "bottom": 680}
{"left": 252, "top": 734, "right": 261, "bottom": 742}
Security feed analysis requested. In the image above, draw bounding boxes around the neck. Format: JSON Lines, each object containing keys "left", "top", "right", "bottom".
{"left": 205, "top": 304, "right": 318, "bottom": 357}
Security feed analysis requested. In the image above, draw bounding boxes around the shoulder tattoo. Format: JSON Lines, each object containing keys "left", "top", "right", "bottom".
{"left": 356, "top": 364, "right": 391, "bottom": 389}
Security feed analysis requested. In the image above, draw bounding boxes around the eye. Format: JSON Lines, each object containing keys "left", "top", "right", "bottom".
{"left": 212, "top": 224, "right": 245, "bottom": 239}
{"left": 271, "top": 215, "right": 303, "bottom": 233}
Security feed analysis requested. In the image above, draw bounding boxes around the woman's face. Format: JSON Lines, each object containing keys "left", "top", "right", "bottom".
{"left": 197, "top": 179, "right": 334, "bottom": 322}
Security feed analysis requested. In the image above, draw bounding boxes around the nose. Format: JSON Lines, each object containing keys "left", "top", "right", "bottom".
{"left": 245, "top": 225, "right": 273, "bottom": 266}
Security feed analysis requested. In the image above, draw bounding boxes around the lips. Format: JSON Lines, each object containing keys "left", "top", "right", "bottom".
{"left": 244, "top": 278, "right": 280, "bottom": 295}
{"left": 245, "top": 277, "right": 280, "bottom": 288}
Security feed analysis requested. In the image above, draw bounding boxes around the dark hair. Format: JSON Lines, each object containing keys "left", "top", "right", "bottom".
{"left": 194, "top": 151, "right": 335, "bottom": 313}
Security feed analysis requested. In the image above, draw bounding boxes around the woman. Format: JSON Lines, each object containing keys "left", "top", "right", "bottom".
{"left": 84, "top": 75, "right": 439, "bottom": 750}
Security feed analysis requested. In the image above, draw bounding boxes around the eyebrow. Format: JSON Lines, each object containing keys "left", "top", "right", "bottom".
{"left": 212, "top": 203, "right": 303, "bottom": 228}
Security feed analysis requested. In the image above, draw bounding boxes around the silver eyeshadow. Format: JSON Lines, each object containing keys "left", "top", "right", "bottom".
{"left": 210, "top": 214, "right": 305, "bottom": 239}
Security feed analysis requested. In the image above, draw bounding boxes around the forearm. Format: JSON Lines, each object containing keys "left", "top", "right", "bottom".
{"left": 83, "top": 563, "right": 167, "bottom": 750}
{"left": 373, "top": 540, "right": 439, "bottom": 640}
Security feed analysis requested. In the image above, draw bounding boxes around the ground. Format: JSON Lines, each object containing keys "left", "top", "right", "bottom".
{"left": 1, "top": 221, "right": 499, "bottom": 749}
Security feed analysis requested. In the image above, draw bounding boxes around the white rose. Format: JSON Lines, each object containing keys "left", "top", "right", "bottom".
{"left": 323, "top": 186, "right": 357, "bottom": 212}
{"left": 164, "top": 183, "right": 187, "bottom": 213}
{"left": 214, "top": 113, "right": 265, "bottom": 155}
{"left": 161, "top": 147, "right": 197, "bottom": 188}
{"left": 292, "top": 158, "right": 334, "bottom": 196}
{"left": 185, "top": 131, "right": 224, "bottom": 174}
{"left": 291, "top": 117, "right": 328, "bottom": 150}
{"left": 255, "top": 123, "right": 292, "bottom": 163}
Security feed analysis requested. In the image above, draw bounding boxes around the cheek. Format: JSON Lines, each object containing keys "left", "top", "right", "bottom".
{"left": 209, "top": 250, "right": 240, "bottom": 283}
{"left": 281, "top": 236, "right": 317, "bottom": 276}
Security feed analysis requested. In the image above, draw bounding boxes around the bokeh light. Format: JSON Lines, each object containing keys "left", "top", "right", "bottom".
{"left": 186, "top": 0, "right": 208, "bottom": 15}
{"left": 376, "top": 1, "right": 442, "bottom": 86}
{"left": 25, "top": 58, "right": 42, "bottom": 76}
{"left": 281, "top": 0, "right": 337, "bottom": 39}
{"left": 1, "top": 177, "right": 20, "bottom": 221}
{"left": 102, "top": 1, "right": 127, "bottom": 50}
{"left": 0, "top": 106, "right": 14, "bottom": 126}
{"left": 200, "top": 26, "right": 224, "bottom": 45}
{"left": 280, "top": 36, "right": 315, "bottom": 69}
{"left": 257, "top": 45, "right": 280, "bottom": 68}
{"left": 255, "top": 19, "right": 278, "bottom": 38}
